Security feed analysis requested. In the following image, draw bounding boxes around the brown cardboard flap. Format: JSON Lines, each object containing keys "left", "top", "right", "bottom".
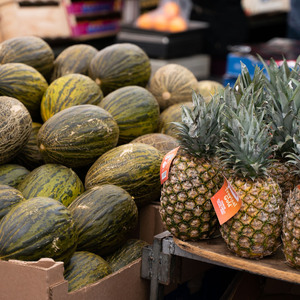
{"left": 50, "top": 259, "right": 150, "bottom": 300}
{"left": 0, "top": 258, "right": 65, "bottom": 300}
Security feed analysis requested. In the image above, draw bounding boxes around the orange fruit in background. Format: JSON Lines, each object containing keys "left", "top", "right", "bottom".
{"left": 169, "top": 15, "right": 188, "bottom": 32}
{"left": 153, "top": 14, "right": 169, "bottom": 31}
{"left": 162, "top": 1, "right": 180, "bottom": 19}
{"left": 136, "top": 13, "right": 154, "bottom": 30}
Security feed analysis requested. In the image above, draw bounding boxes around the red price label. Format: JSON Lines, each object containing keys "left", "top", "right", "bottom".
{"left": 211, "top": 176, "right": 241, "bottom": 225}
{"left": 160, "top": 146, "right": 180, "bottom": 184}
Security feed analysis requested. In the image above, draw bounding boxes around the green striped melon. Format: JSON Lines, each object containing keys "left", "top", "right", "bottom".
{"left": 17, "top": 164, "right": 84, "bottom": 206}
{"left": 99, "top": 85, "right": 160, "bottom": 144}
{"left": 15, "top": 122, "right": 44, "bottom": 170}
{"left": 0, "top": 63, "right": 48, "bottom": 120}
{"left": 88, "top": 43, "right": 151, "bottom": 95}
{"left": 41, "top": 73, "right": 103, "bottom": 122}
{"left": 51, "top": 44, "right": 98, "bottom": 82}
{"left": 0, "top": 35, "right": 55, "bottom": 81}
{"left": 37, "top": 105, "right": 119, "bottom": 168}
{"left": 148, "top": 64, "right": 198, "bottom": 111}
{"left": 0, "top": 196, "right": 78, "bottom": 264}
{"left": 131, "top": 133, "right": 179, "bottom": 155}
{"left": 0, "top": 185, "right": 25, "bottom": 221}
{"left": 105, "top": 239, "right": 148, "bottom": 272}
{"left": 68, "top": 184, "right": 138, "bottom": 255}
{"left": 85, "top": 143, "right": 163, "bottom": 207}
{"left": 158, "top": 101, "right": 193, "bottom": 137}
{"left": 0, "top": 164, "right": 30, "bottom": 188}
{"left": 0, "top": 96, "right": 32, "bottom": 164}
{"left": 64, "top": 251, "right": 112, "bottom": 292}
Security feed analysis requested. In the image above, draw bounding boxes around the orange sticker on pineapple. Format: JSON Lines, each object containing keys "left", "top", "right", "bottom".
{"left": 160, "top": 146, "right": 180, "bottom": 184}
{"left": 211, "top": 176, "right": 241, "bottom": 225}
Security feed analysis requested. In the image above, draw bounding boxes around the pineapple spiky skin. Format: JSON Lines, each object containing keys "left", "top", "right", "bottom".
{"left": 282, "top": 185, "right": 300, "bottom": 269}
{"left": 160, "top": 151, "right": 223, "bottom": 241}
{"left": 268, "top": 160, "right": 299, "bottom": 206}
{"left": 220, "top": 176, "right": 283, "bottom": 259}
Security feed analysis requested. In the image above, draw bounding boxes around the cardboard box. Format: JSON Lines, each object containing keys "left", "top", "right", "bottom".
{"left": 0, "top": 203, "right": 164, "bottom": 300}
{"left": 0, "top": 0, "right": 71, "bottom": 42}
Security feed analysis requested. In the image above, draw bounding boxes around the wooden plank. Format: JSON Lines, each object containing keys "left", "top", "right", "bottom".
{"left": 173, "top": 236, "right": 300, "bottom": 285}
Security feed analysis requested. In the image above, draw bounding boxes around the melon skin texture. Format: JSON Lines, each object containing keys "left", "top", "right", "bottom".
{"left": 99, "top": 85, "right": 160, "bottom": 144}
{"left": 85, "top": 143, "right": 163, "bottom": 207}
{"left": 14, "top": 122, "right": 44, "bottom": 170}
{"left": 131, "top": 133, "right": 180, "bottom": 155}
{"left": 51, "top": 44, "right": 98, "bottom": 82}
{"left": 88, "top": 43, "right": 151, "bottom": 95}
{"left": 158, "top": 101, "right": 193, "bottom": 137}
{"left": 148, "top": 63, "right": 198, "bottom": 111}
{"left": 17, "top": 163, "right": 84, "bottom": 207}
{"left": 0, "top": 184, "right": 25, "bottom": 221}
{"left": 0, "top": 164, "right": 30, "bottom": 188}
{"left": 0, "top": 96, "right": 32, "bottom": 164}
{"left": 0, "top": 35, "right": 55, "bottom": 81}
{"left": 0, "top": 63, "right": 48, "bottom": 120}
{"left": 41, "top": 73, "right": 104, "bottom": 122}
{"left": 37, "top": 104, "right": 119, "bottom": 168}
{"left": 105, "top": 239, "right": 149, "bottom": 272}
{"left": 0, "top": 196, "right": 78, "bottom": 265}
{"left": 64, "top": 251, "right": 112, "bottom": 292}
{"left": 68, "top": 184, "right": 138, "bottom": 256}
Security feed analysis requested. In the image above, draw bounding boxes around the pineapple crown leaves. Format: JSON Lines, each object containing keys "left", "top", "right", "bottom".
{"left": 217, "top": 89, "right": 275, "bottom": 180}
{"left": 229, "top": 62, "right": 269, "bottom": 114}
{"left": 285, "top": 133, "right": 300, "bottom": 175}
{"left": 263, "top": 61, "right": 300, "bottom": 156}
{"left": 234, "top": 62, "right": 266, "bottom": 103}
{"left": 173, "top": 90, "right": 224, "bottom": 158}
{"left": 258, "top": 54, "right": 300, "bottom": 94}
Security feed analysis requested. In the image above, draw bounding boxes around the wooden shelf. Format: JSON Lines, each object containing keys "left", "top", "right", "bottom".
{"left": 173, "top": 235, "right": 300, "bottom": 285}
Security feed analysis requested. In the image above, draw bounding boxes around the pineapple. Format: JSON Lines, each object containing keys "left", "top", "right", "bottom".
{"left": 160, "top": 90, "right": 224, "bottom": 241}
{"left": 218, "top": 85, "right": 283, "bottom": 259}
{"left": 260, "top": 56, "right": 300, "bottom": 203}
{"left": 282, "top": 135, "right": 300, "bottom": 269}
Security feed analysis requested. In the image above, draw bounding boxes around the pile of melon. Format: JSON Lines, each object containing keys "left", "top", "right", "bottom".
{"left": 0, "top": 35, "right": 223, "bottom": 291}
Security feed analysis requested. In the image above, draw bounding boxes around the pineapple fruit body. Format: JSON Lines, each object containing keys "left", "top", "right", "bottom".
{"left": 268, "top": 160, "right": 299, "bottom": 206}
{"left": 220, "top": 176, "right": 283, "bottom": 259}
{"left": 160, "top": 152, "right": 223, "bottom": 241}
{"left": 282, "top": 185, "right": 300, "bottom": 269}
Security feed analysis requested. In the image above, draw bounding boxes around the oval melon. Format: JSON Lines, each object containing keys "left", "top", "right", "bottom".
{"left": 51, "top": 44, "right": 98, "bottom": 82}
{"left": 85, "top": 143, "right": 163, "bottom": 207}
{"left": 88, "top": 43, "right": 151, "bottom": 95}
{"left": 0, "top": 184, "right": 25, "bottom": 221}
{"left": 0, "top": 196, "right": 78, "bottom": 264}
{"left": 0, "top": 63, "right": 48, "bottom": 120}
{"left": 0, "top": 164, "right": 30, "bottom": 188}
{"left": 147, "top": 64, "right": 198, "bottom": 111}
{"left": 0, "top": 96, "right": 32, "bottom": 164}
{"left": 105, "top": 239, "right": 148, "bottom": 272}
{"left": 17, "top": 163, "right": 84, "bottom": 206}
{"left": 14, "top": 122, "right": 44, "bottom": 170}
{"left": 99, "top": 85, "right": 160, "bottom": 144}
{"left": 37, "top": 105, "right": 119, "bottom": 168}
{"left": 196, "top": 80, "right": 224, "bottom": 102}
{"left": 0, "top": 35, "right": 54, "bottom": 81}
{"left": 158, "top": 101, "right": 193, "bottom": 137}
{"left": 68, "top": 184, "right": 138, "bottom": 255}
{"left": 64, "top": 251, "right": 111, "bottom": 292}
{"left": 41, "top": 73, "right": 103, "bottom": 122}
{"left": 131, "top": 133, "right": 179, "bottom": 155}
